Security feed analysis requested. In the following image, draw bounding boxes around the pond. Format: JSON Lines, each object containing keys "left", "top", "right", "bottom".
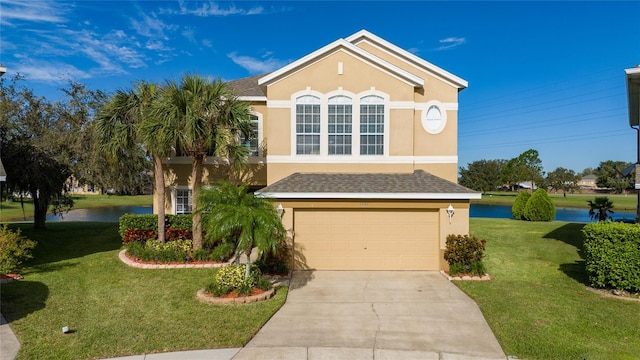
{"left": 38, "top": 204, "right": 636, "bottom": 223}
{"left": 44, "top": 206, "right": 152, "bottom": 222}
{"left": 471, "top": 204, "right": 635, "bottom": 223}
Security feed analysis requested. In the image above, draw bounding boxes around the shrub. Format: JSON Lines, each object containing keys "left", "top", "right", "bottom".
{"left": 444, "top": 234, "right": 486, "bottom": 276}
{"left": 512, "top": 191, "right": 531, "bottom": 220}
{"left": 214, "top": 264, "right": 262, "bottom": 290}
{"left": 165, "top": 228, "right": 192, "bottom": 242}
{"left": 0, "top": 225, "right": 37, "bottom": 274}
{"left": 211, "top": 242, "right": 236, "bottom": 262}
{"left": 582, "top": 221, "right": 640, "bottom": 292}
{"left": 255, "top": 243, "right": 291, "bottom": 275}
{"left": 523, "top": 188, "right": 556, "bottom": 222}
{"left": 167, "top": 215, "right": 192, "bottom": 230}
{"left": 119, "top": 214, "right": 158, "bottom": 237}
{"left": 122, "top": 229, "right": 158, "bottom": 244}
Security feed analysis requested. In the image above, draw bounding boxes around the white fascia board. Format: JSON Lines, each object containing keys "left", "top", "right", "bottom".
{"left": 346, "top": 30, "right": 468, "bottom": 89}
{"left": 265, "top": 155, "right": 457, "bottom": 164}
{"left": 258, "top": 39, "right": 424, "bottom": 87}
{"left": 238, "top": 96, "right": 267, "bottom": 102}
{"left": 255, "top": 192, "right": 481, "bottom": 200}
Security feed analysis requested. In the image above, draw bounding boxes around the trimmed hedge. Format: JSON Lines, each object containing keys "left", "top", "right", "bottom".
{"left": 582, "top": 221, "right": 640, "bottom": 292}
{"left": 512, "top": 191, "right": 531, "bottom": 220}
{"left": 118, "top": 213, "right": 193, "bottom": 237}
{"left": 523, "top": 188, "right": 556, "bottom": 222}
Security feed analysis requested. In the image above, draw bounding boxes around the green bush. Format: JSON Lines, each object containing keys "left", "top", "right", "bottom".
{"left": 255, "top": 243, "right": 291, "bottom": 275}
{"left": 0, "top": 225, "right": 37, "bottom": 274}
{"left": 512, "top": 191, "right": 531, "bottom": 220}
{"left": 119, "top": 214, "right": 158, "bottom": 237}
{"left": 125, "top": 239, "right": 193, "bottom": 263}
{"left": 211, "top": 242, "right": 236, "bottom": 262}
{"left": 523, "top": 188, "right": 556, "bottom": 222}
{"left": 582, "top": 221, "right": 640, "bottom": 292}
{"left": 444, "top": 234, "right": 486, "bottom": 276}
{"left": 214, "top": 264, "right": 262, "bottom": 290}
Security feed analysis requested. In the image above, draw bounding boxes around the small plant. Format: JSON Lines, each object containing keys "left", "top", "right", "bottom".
{"left": 211, "top": 242, "right": 236, "bottom": 262}
{"left": 206, "top": 264, "right": 270, "bottom": 297}
{"left": 444, "top": 234, "right": 486, "bottom": 276}
{"left": 0, "top": 225, "right": 37, "bottom": 274}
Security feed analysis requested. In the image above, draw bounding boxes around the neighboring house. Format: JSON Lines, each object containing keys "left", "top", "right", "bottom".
{"left": 579, "top": 174, "right": 597, "bottom": 189}
{"left": 161, "top": 30, "right": 480, "bottom": 271}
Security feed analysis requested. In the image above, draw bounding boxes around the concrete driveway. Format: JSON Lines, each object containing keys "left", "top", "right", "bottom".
{"left": 233, "top": 271, "right": 506, "bottom": 360}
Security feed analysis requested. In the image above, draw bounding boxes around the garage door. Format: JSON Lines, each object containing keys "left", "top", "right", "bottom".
{"left": 294, "top": 209, "right": 439, "bottom": 270}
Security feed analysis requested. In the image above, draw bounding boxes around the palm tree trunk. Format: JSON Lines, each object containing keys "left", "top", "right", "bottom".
{"left": 191, "top": 153, "right": 204, "bottom": 250}
{"left": 153, "top": 155, "right": 166, "bottom": 243}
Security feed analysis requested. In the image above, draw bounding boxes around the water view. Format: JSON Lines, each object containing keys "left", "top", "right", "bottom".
{"left": 40, "top": 204, "right": 635, "bottom": 223}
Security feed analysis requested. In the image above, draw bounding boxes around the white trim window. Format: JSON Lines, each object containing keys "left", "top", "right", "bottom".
{"left": 240, "top": 114, "right": 261, "bottom": 156}
{"left": 175, "top": 188, "right": 192, "bottom": 214}
{"left": 295, "top": 95, "right": 321, "bottom": 155}
{"left": 328, "top": 95, "right": 352, "bottom": 155}
{"left": 360, "top": 95, "right": 385, "bottom": 155}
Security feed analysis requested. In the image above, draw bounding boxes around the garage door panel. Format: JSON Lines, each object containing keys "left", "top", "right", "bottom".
{"left": 294, "top": 210, "right": 439, "bottom": 270}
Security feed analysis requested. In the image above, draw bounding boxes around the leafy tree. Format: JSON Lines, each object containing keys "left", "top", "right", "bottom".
{"left": 594, "top": 160, "right": 633, "bottom": 193}
{"left": 96, "top": 81, "right": 169, "bottom": 242}
{"left": 523, "top": 188, "right": 556, "bottom": 222}
{"left": 459, "top": 159, "right": 506, "bottom": 193}
{"left": 197, "top": 181, "right": 286, "bottom": 280}
{"left": 580, "top": 167, "right": 595, "bottom": 176}
{"left": 153, "top": 75, "right": 252, "bottom": 250}
{"left": 512, "top": 191, "right": 531, "bottom": 220}
{"left": 0, "top": 76, "right": 105, "bottom": 228}
{"left": 588, "top": 197, "right": 615, "bottom": 222}
{"left": 500, "top": 149, "right": 544, "bottom": 191}
{"left": 546, "top": 167, "right": 579, "bottom": 196}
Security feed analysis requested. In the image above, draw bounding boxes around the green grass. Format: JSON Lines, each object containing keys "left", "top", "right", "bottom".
{"left": 0, "top": 222, "right": 287, "bottom": 360}
{"left": 0, "top": 194, "right": 152, "bottom": 222}
{"left": 457, "top": 218, "right": 640, "bottom": 360}
{"left": 475, "top": 192, "right": 637, "bottom": 212}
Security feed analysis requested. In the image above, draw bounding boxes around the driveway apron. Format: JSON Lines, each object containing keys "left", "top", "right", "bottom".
{"left": 234, "top": 271, "right": 505, "bottom": 359}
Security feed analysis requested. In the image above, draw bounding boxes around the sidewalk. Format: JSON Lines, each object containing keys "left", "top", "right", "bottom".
{"left": 0, "top": 313, "right": 20, "bottom": 360}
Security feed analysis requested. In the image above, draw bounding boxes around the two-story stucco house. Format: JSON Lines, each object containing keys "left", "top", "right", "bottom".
{"left": 160, "top": 30, "right": 480, "bottom": 271}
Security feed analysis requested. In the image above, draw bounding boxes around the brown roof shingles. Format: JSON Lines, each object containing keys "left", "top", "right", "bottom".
{"left": 228, "top": 73, "right": 268, "bottom": 97}
{"left": 257, "top": 170, "right": 479, "bottom": 198}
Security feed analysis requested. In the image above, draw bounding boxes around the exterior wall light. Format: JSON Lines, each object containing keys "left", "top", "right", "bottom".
{"left": 276, "top": 203, "right": 284, "bottom": 218}
{"left": 446, "top": 204, "right": 455, "bottom": 224}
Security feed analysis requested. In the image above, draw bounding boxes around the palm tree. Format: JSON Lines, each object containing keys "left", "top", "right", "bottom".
{"left": 96, "top": 81, "right": 171, "bottom": 242}
{"left": 197, "top": 181, "right": 285, "bottom": 279}
{"left": 153, "top": 74, "right": 252, "bottom": 250}
{"left": 588, "top": 196, "right": 615, "bottom": 221}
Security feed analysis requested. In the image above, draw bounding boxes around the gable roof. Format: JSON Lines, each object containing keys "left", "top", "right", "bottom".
{"left": 256, "top": 170, "right": 480, "bottom": 200}
{"left": 258, "top": 38, "right": 425, "bottom": 88}
{"left": 346, "top": 30, "right": 468, "bottom": 90}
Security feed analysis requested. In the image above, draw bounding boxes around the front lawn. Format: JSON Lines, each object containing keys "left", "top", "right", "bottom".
{"left": 475, "top": 192, "right": 637, "bottom": 212}
{"left": 457, "top": 218, "right": 640, "bottom": 360}
{"left": 0, "top": 222, "right": 287, "bottom": 360}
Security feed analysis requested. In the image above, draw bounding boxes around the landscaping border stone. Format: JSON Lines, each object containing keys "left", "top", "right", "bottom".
{"left": 440, "top": 270, "right": 491, "bottom": 281}
{"left": 196, "top": 287, "right": 275, "bottom": 305}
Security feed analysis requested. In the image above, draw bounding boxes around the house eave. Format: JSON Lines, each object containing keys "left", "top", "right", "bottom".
{"left": 255, "top": 192, "right": 481, "bottom": 200}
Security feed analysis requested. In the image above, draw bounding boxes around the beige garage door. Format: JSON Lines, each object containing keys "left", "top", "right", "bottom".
{"left": 294, "top": 209, "right": 439, "bottom": 270}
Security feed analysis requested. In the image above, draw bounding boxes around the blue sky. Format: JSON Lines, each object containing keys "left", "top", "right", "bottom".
{"left": 1, "top": 1, "right": 639, "bottom": 174}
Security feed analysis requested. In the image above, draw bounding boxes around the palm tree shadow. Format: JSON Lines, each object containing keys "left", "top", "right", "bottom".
{"left": 543, "top": 222, "right": 589, "bottom": 285}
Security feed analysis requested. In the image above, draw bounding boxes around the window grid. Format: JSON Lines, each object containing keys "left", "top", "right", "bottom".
{"left": 239, "top": 114, "right": 260, "bottom": 156}
{"left": 176, "top": 189, "right": 192, "bottom": 214}
{"left": 328, "top": 102, "right": 352, "bottom": 155}
{"left": 296, "top": 100, "right": 321, "bottom": 155}
{"left": 360, "top": 103, "right": 384, "bottom": 155}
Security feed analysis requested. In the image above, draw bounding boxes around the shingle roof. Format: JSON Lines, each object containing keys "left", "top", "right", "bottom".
{"left": 0, "top": 158, "right": 6, "bottom": 181}
{"left": 256, "top": 170, "right": 480, "bottom": 200}
{"left": 228, "top": 73, "right": 268, "bottom": 97}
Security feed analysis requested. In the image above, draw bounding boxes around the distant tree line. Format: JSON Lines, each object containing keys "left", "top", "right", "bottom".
{"left": 459, "top": 149, "right": 635, "bottom": 195}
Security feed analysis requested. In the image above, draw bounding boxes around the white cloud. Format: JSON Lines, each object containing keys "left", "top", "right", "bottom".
{"left": 13, "top": 62, "right": 91, "bottom": 82}
{"left": 0, "top": 0, "right": 67, "bottom": 26}
{"left": 228, "top": 52, "right": 288, "bottom": 74}
{"left": 170, "top": 1, "right": 264, "bottom": 16}
{"left": 437, "top": 37, "right": 466, "bottom": 51}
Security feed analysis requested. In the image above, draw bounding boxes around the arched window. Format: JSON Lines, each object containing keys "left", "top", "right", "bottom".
{"left": 359, "top": 95, "right": 384, "bottom": 155}
{"left": 295, "top": 95, "right": 321, "bottom": 155}
{"left": 328, "top": 95, "right": 352, "bottom": 155}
